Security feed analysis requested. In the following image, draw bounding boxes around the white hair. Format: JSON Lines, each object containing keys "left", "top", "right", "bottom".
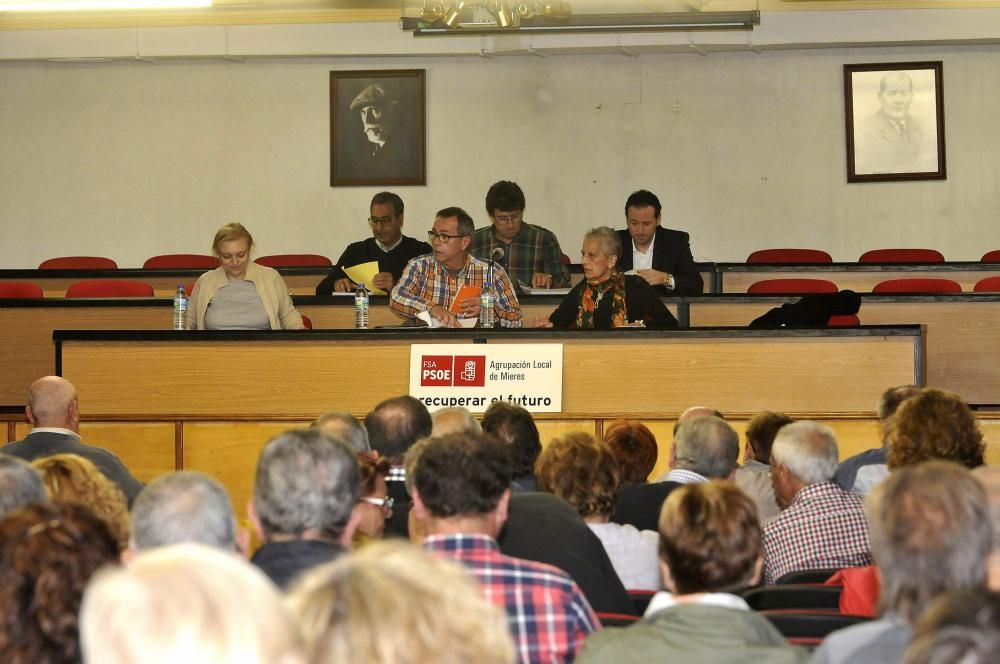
{"left": 80, "top": 543, "right": 304, "bottom": 664}
{"left": 770, "top": 421, "right": 839, "bottom": 485}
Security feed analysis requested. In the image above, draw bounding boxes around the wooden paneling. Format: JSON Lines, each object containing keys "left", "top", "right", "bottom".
{"left": 718, "top": 265, "right": 1000, "bottom": 294}
{"left": 688, "top": 298, "right": 1000, "bottom": 405}
{"left": 57, "top": 330, "right": 920, "bottom": 419}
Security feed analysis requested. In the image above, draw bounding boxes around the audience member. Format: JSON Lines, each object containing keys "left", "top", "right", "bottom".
{"left": 287, "top": 540, "right": 515, "bottom": 664}
{"left": 187, "top": 222, "right": 305, "bottom": 330}
{"left": 2, "top": 376, "right": 143, "bottom": 504}
{"left": 886, "top": 387, "right": 985, "bottom": 470}
{"left": 835, "top": 384, "right": 921, "bottom": 494}
{"left": 32, "top": 453, "right": 130, "bottom": 549}
{"left": 616, "top": 189, "right": 704, "bottom": 295}
{"left": 972, "top": 466, "right": 1000, "bottom": 591}
{"left": 0, "top": 502, "right": 119, "bottom": 663}
{"left": 578, "top": 482, "right": 807, "bottom": 663}
{"left": 431, "top": 406, "right": 481, "bottom": 436}
{"left": 364, "top": 394, "right": 432, "bottom": 505}
{"left": 813, "top": 461, "right": 991, "bottom": 663}
{"left": 80, "top": 543, "right": 305, "bottom": 664}
{"left": 354, "top": 452, "right": 392, "bottom": 544}
{"left": 311, "top": 411, "right": 370, "bottom": 453}
{"left": 733, "top": 411, "right": 793, "bottom": 522}
{"left": 903, "top": 589, "right": 1000, "bottom": 664}
{"left": 541, "top": 226, "right": 678, "bottom": 329}
{"left": 390, "top": 206, "right": 522, "bottom": 328}
{"left": 480, "top": 400, "right": 542, "bottom": 491}
{"left": 128, "top": 470, "right": 239, "bottom": 554}
{"left": 249, "top": 429, "right": 360, "bottom": 588}
{"left": 0, "top": 454, "right": 46, "bottom": 519}
{"left": 410, "top": 432, "right": 599, "bottom": 663}
{"left": 614, "top": 414, "right": 738, "bottom": 532}
{"left": 472, "top": 180, "right": 571, "bottom": 290}
{"left": 602, "top": 419, "right": 658, "bottom": 484}
{"left": 763, "top": 421, "right": 871, "bottom": 584}
{"left": 315, "top": 191, "right": 431, "bottom": 295}
{"left": 537, "top": 432, "right": 659, "bottom": 590}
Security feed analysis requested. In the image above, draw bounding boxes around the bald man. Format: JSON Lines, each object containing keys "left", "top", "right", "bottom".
{"left": 1, "top": 376, "right": 143, "bottom": 504}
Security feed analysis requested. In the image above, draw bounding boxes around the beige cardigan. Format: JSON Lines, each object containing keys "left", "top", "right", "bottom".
{"left": 186, "top": 262, "right": 304, "bottom": 330}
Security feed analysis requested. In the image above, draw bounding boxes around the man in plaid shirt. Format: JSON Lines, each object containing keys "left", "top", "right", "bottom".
{"left": 472, "top": 180, "right": 572, "bottom": 290}
{"left": 763, "top": 421, "right": 873, "bottom": 584}
{"left": 411, "top": 432, "right": 599, "bottom": 663}
{"left": 390, "top": 206, "right": 521, "bottom": 328}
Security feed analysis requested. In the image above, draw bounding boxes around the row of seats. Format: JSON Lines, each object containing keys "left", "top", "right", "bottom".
{"left": 746, "top": 248, "right": 1000, "bottom": 263}
{"left": 29, "top": 249, "right": 1000, "bottom": 270}
{"left": 36, "top": 254, "right": 334, "bottom": 270}
{"left": 748, "top": 277, "right": 1000, "bottom": 294}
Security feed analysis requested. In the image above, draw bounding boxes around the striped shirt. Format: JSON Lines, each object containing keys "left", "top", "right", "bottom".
{"left": 390, "top": 253, "right": 522, "bottom": 327}
{"left": 424, "top": 533, "right": 599, "bottom": 664}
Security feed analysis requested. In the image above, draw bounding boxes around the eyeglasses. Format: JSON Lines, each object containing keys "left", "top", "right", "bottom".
{"left": 368, "top": 216, "right": 396, "bottom": 227}
{"left": 360, "top": 496, "right": 394, "bottom": 514}
{"left": 427, "top": 231, "right": 468, "bottom": 243}
{"left": 493, "top": 211, "right": 522, "bottom": 224}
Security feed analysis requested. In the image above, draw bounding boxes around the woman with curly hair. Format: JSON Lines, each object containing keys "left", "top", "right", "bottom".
{"left": 886, "top": 388, "right": 985, "bottom": 470}
{"left": 32, "top": 453, "right": 131, "bottom": 549}
{"left": 0, "top": 501, "right": 120, "bottom": 664}
{"left": 536, "top": 432, "right": 660, "bottom": 590}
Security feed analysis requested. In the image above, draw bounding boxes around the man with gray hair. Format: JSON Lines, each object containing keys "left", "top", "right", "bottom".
{"left": 0, "top": 454, "right": 46, "bottom": 519}
{"left": 813, "top": 461, "right": 991, "bottom": 663}
{"left": 128, "top": 471, "right": 239, "bottom": 556}
{"left": 248, "top": 428, "right": 360, "bottom": 588}
{"left": 614, "top": 414, "right": 739, "bottom": 532}
{"left": 763, "top": 421, "right": 871, "bottom": 584}
{"left": 312, "top": 410, "right": 370, "bottom": 453}
{"left": 430, "top": 406, "right": 481, "bottom": 437}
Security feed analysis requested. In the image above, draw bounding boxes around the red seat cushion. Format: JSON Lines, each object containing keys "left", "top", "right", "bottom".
{"left": 859, "top": 249, "right": 944, "bottom": 263}
{"left": 746, "top": 249, "right": 833, "bottom": 264}
{"left": 65, "top": 280, "right": 155, "bottom": 298}
{"left": 748, "top": 279, "right": 838, "bottom": 294}
{"left": 872, "top": 278, "right": 962, "bottom": 294}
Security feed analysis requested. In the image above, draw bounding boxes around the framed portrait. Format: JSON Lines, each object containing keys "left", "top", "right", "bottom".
{"left": 844, "top": 61, "right": 946, "bottom": 183}
{"left": 330, "top": 69, "right": 426, "bottom": 187}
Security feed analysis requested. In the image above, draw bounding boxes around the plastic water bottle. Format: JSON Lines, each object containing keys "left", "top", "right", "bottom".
{"left": 354, "top": 282, "right": 369, "bottom": 329}
{"left": 172, "top": 285, "right": 187, "bottom": 330}
{"left": 479, "top": 288, "right": 494, "bottom": 328}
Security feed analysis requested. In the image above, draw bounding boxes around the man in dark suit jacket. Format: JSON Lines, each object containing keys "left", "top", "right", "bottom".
{"left": 1, "top": 376, "right": 143, "bottom": 504}
{"left": 616, "top": 189, "right": 703, "bottom": 296}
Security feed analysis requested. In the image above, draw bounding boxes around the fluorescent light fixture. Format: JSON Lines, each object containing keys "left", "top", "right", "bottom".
{"left": 0, "top": 0, "right": 211, "bottom": 10}
{"left": 401, "top": 12, "right": 760, "bottom": 35}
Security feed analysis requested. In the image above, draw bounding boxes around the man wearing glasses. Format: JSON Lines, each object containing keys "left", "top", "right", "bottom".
{"left": 472, "top": 180, "right": 571, "bottom": 290}
{"left": 315, "top": 191, "right": 432, "bottom": 295}
{"left": 390, "top": 207, "right": 522, "bottom": 328}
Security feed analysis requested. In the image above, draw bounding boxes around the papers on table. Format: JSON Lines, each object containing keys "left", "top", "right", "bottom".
{"left": 518, "top": 280, "right": 571, "bottom": 296}
{"left": 416, "top": 311, "right": 478, "bottom": 328}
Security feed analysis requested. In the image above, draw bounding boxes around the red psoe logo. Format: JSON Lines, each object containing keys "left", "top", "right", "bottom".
{"left": 420, "top": 356, "right": 454, "bottom": 386}
{"left": 453, "top": 355, "right": 486, "bottom": 387}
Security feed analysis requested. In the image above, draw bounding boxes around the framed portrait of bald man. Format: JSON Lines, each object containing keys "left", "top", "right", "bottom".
{"left": 844, "top": 61, "right": 946, "bottom": 183}
{"left": 330, "top": 69, "right": 426, "bottom": 187}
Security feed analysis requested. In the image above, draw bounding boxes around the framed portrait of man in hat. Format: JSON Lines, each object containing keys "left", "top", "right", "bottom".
{"left": 330, "top": 69, "right": 426, "bottom": 187}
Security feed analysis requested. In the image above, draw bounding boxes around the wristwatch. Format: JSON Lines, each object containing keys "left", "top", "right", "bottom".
{"left": 664, "top": 273, "right": 676, "bottom": 291}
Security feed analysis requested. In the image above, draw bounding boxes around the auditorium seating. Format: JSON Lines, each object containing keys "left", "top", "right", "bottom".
{"left": 595, "top": 611, "right": 640, "bottom": 626}
{"left": 760, "top": 610, "right": 870, "bottom": 647}
{"left": 974, "top": 276, "right": 1000, "bottom": 292}
{"left": 827, "top": 314, "right": 860, "bottom": 326}
{"left": 254, "top": 254, "right": 332, "bottom": 268}
{"left": 746, "top": 249, "right": 833, "bottom": 264}
{"left": 39, "top": 256, "right": 118, "bottom": 270}
{"left": 982, "top": 250, "right": 1000, "bottom": 263}
{"left": 0, "top": 282, "right": 44, "bottom": 298}
{"left": 872, "top": 278, "right": 963, "bottom": 294}
{"left": 65, "top": 280, "right": 155, "bottom": 298}
{"left": 742, "top": 585, "right": 843, "bottom": 611}
{"left": 747, "top": 278, "right": 838, "bottom": 294}
{"left": 301, "top": 314, "right": 313, "bottom": 329}
{"left": 858, "top": 248, "right": 944, "bottom": 263}
{"left": 775, "top": 569, "right": 840, "bottom": 584}
{"left": 143, "top": 254, "right": 219, "bottom": 269}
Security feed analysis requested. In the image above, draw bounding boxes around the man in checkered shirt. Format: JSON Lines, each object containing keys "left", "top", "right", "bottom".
{"left": 410, "top": 431, "right": 599, "bottom": 664}
{"left": 762, "top": 421, "right": 872, "bottom": 585}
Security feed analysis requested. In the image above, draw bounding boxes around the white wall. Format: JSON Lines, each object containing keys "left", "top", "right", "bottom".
{"left": 1, "top": 43, "right": 998, "bottom": 268}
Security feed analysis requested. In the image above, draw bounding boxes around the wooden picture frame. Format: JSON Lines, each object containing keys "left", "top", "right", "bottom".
{"left": 330, "top": 69, "right": 426, "bottom": 187}
{"left": 844, "top": 61, "right": 946, "bottom": 183}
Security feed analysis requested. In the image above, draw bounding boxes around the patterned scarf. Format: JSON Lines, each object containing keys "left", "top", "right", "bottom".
{"left": 576, "top": 271, "right": 628, "bottom": 328}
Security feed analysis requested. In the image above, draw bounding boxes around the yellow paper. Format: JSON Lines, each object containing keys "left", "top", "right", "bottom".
{"left": 343, "top": 261, "right": 387, "bottom": 295}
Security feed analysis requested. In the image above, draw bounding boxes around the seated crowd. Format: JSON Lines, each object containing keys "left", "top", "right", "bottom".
{"left": 1, "top": 376, "right": 998, "bottom": 663}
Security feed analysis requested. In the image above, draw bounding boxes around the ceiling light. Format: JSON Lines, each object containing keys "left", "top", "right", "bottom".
{"left": 0, "top": 0, "right": 211, "bottom": 10}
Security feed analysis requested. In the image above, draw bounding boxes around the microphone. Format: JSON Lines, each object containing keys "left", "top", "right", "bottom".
{"left": 491, "top": 247, "right": 504, "bottom": 261}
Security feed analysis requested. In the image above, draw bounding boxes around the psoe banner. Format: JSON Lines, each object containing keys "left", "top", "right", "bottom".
{"left": 409, "top": 344, "right": 563, "bottom": 413}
